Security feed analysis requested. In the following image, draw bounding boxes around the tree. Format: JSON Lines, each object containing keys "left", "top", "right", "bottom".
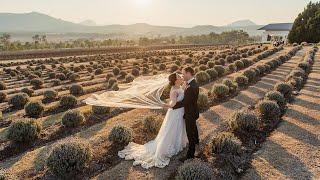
{"left": 41, "top": 35, "right": 47, "bottom": 43}
{"left": 32, "top": 34, "right": 40, "bottom": 44}
{"left": 288, "top": 2, "right": 320, "bottom": 43}
{"left": 0, "top": 33, "right": 11, "bottom": 50}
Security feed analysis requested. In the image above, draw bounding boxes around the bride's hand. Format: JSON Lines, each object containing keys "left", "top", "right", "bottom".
{"left": 162, "top": 104, "right": 170, "bottom": 109}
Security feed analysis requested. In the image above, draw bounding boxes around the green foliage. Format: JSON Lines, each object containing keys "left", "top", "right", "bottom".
{"left": 234, "top": 75, "right": 248, "bottom": 87}
{"left": 197, "top": 93, "right": 210, "bottom": 112}
{"left": 125, "top": 74, "right": 135, "bottom": 83}
{"left": 56, "top": 73, "right": 66, "bottom": 81}
{"left": 94, "top": 68, "right": 103, "bottom": 75}
{"left": 143, "top": 114, "right": 163, "bottom": 134}
{"left": 176, "top": 30, "right": 254, "bottom": 45}
{"left": 0, "top": 81, "right": 6, "bottom": 90}
{"left": 21, "top": 87, "right": 34, "bottom": 97}
{"left": 159, "top": 63, "right": 167, "bottom": 70}
{"left": 213, "top": 65, "right": 225, "bottom": 77}
{"left": 24, "top": 101, "right": 45, "bottom": 118}
{"left": 43, "top": 90, "right": 58, "bottom": 101}
{"left": 195, "top": 71, "right": 211, "bottom": 86}
{"left": 61, "top": 110, "right": 85, "bottom": 128}
{"left": 0, "top": 92, "right": 6, "bottom": 103}
{"left": 205, "top": 68, "right": 218, "bottom": 81}
{"left": 176, "top": 159, "right": 213, "bottom": 180}
{"left": 108, "top": 78, "right": 117, "bottom": 88}
{"left": 234, "top": 60, "right": 244, "bottom": 70}
{"left": 227, "top": 109, "right": 259, "bottom": 133}
{"left": 108, "top": 125, "right": 133, "bottom": 144}
{"left": 46, "top": 138, "right": 92, "bottom": 178}
{"left": 242, "top": 69, "right": 256, "bottom": 82}
{"left": 69, "top": 84, "right": 84, "bottom": 96}
{"left": 92, "top": 106, "right": 110, "bottom": 115}
{"left": 274, "top": 82, "right": 293, "bottom": 100}
{"left": 298, "top": 62, "right": 310, "bottom": 72}
{"left": 113, "top": 67, "right": 120, "bottom": 75}
{"left": 288, "top": 2, "right": 320, "bottom": 43}
{"left": 222, "top": 78, "right": 238, "bottom": 94}
{"left": 9, "top": 93, "right": 30, "bottom": 109}
{"left": 264, "top": 91, "right": 287, "bottom": 113}
{"left": 69, "top": 73, "right": 80, "bottom": 82}
{"left": 211, "top": 132, "right": 242, "bottom": 155}
{"left": 111, "top": 82, "right": 119, "bottom": 91}
{"left": 59, "top": 95, "right": 77, "bottom": 109}
{"left": 210, "top": 84, "right": 229, "bottom": 99}
{"left": 228, "top": 63, "right": 236, "bottom": 72}
{"left": 30, "top": 78, "right": 44, "bottom": 89}
{"left": 132, "top": 68, "right": 140, "bottom": 76}
{"left": 7, "top": 118, "right": 41, "bottom": 142}
{"left": 255, "top": 100, "right": 281, "bottom": 123}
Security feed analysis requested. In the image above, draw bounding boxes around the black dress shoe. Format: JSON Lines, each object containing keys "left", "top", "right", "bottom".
{"left": 179, "top": 157, "right": 189, "bottom": 162}
{"left": 179, "top": 156, "right": 194, "bottom": 162}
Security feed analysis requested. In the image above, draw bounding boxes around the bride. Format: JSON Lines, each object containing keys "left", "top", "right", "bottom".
{"left": 118, "top": 73, "right": 188, "bottom": 169}
{"left": 85, "top": 73, "right": 188, "bottom": 169}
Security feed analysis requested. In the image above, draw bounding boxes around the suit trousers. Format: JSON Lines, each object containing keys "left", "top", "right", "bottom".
{"left": 185, "top": 118, "right": 199, "bottom": 158}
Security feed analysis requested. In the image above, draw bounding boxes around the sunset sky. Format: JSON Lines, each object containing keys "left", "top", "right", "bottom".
{"left": 0, "top": 0, "right": 316, "bottom": 26}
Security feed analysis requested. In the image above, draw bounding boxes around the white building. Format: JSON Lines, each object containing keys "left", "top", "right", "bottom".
{"left": 258, "top": 23, "right": 293, "bottom": 42}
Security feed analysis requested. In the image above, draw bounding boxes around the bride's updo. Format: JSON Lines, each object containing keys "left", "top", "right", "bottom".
{"left": 168, "top": 73, "right": 177, "bottom": 86}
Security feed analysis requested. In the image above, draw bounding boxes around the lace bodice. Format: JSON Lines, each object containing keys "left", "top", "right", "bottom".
{"left": 169, "top": 88, "right": 184, "bottom": 107}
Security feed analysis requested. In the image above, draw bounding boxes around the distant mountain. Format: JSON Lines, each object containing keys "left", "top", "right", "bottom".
{"left": 79, "top": 20, "right": 97, "bottom": 26}
{"left": 0, "top": 12, "right": 84, "bottom": 32}
{"left": 227, "top": 20, "right": 257, "bottom": 27}
{"left": 0, "top": 12, "right": 264, "bottom": 40}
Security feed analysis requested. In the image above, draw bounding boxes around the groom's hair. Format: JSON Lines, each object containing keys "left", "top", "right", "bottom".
{"left": 184, "top": 67, "right": 195, "bottom": 76}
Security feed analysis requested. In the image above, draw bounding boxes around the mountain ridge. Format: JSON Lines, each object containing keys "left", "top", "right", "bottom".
{"left": 227, "top": 19, "right": 257, "bottom": 27}
{"left": 0, "top": 12, "right": 264, "bottom": 37}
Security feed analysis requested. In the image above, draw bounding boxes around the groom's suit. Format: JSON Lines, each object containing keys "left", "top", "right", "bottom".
{"left": 173, "top": 78, "right": 199, "bottom": 158}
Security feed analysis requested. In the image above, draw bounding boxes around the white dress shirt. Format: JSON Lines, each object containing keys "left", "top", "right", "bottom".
{"left": 187, "top": 77, "right": 195, "bottom": 85}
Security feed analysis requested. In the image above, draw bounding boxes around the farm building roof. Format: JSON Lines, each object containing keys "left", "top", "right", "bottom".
{"left": 258, "top": 23, "right": 293, "bottom": 31}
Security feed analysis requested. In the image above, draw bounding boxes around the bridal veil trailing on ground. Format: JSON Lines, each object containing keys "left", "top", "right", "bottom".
{"left": 84, "top": 73, "right": 188, "bottom": 169}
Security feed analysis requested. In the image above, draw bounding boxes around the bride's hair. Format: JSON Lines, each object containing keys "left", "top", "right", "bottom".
{"left": 168, "top": 73, "right": 177, "bottom": 86}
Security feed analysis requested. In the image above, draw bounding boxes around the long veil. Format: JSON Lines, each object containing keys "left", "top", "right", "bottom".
{"left": 84, "top": 74, "right": 169, "bottom": 109}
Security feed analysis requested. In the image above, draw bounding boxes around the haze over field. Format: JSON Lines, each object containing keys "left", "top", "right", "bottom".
{"left": 0, "top": 0, "right": 316, "bottom": 26}
{"left": 0, "top": 0, "right": 318, "bottom": 41}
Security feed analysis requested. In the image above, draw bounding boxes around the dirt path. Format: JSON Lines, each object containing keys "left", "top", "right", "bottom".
{"left": 242, "top": 50, "right": 320, "bottom": 180}
{"left": 92, "top": 48, "right": 309, "bottom": 179}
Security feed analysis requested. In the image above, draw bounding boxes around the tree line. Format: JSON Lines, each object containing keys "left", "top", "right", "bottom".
{"left": 0, "top": 30, "right": 256, "bottom": 51}
{"left": 288, "top": 1, "right": 320, "bottom": 43}
{"left": 139, "top": 30, "right": 257, "bottom": 46}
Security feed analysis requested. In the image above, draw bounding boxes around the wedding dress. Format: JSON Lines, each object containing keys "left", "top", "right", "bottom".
{"left": 84, "top": 74, "right": 188, "bottom": 169}
{"left": 118, "top": 88, "right": 188, "bottom": 169}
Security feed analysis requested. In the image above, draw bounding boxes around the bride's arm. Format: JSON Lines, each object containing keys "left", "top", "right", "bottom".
{"left": 163, "top": 90, "right": 178, "bottom": 108}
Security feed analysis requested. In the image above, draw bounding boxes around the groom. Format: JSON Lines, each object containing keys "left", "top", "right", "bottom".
{"left": 173, "top": 67, "right": 199, "bottom": 160}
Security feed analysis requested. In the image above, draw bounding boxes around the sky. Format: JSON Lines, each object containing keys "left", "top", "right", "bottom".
{"left": 0, "top": 0, "right": 316, "bottom": 27}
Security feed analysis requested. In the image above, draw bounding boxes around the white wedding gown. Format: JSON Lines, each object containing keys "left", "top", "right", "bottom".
{"left": 118, "top": 88, "right": 188, "bottom": 169}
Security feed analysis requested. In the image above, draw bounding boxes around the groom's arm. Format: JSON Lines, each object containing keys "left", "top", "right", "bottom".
{"left": 172, "top": 87, "right": 196, "bottom": 109}
{"left": 172, "top": 99, "right": 184, "bottom": 109}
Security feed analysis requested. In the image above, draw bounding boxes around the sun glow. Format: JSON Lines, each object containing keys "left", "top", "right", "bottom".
{"left": 134, "top": 0, "right": 151, "bottom": 8}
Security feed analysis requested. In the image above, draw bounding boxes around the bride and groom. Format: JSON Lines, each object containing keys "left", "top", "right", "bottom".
{"left": 118, "top": 67, "right": 200, "bottom": 169}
